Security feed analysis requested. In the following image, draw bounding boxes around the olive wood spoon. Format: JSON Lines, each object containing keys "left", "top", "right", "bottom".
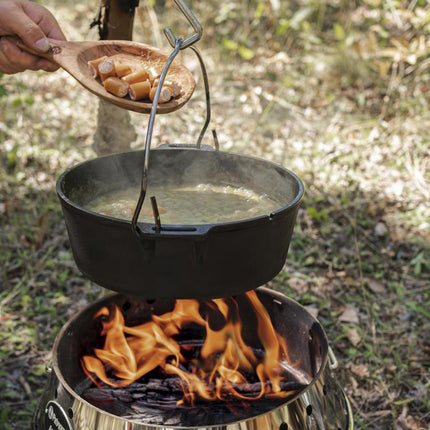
{"left": 8, "top": 37, "right": 195, "bottom": 114}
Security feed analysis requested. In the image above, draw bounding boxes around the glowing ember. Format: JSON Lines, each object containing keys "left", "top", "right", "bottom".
{"left": 81, "top": 291, "right": 301, "bottom": 405}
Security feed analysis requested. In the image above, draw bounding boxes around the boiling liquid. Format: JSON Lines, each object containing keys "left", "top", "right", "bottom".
{"left": 86, "top": 184, "right": 280, "bottom": 224}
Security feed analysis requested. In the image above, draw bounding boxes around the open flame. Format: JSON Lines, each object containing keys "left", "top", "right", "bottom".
{"left": 81, "top": 291, "right": 301, "bottom": 405}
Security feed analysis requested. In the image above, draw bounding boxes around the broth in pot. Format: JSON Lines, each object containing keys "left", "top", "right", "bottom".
{"left": 86, "top": 183, "right": 280, "bottom": 224}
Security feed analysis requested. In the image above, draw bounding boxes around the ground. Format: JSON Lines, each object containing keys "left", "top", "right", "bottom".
{"left": 0, "top": 1, "right": 429, "bottom": 429}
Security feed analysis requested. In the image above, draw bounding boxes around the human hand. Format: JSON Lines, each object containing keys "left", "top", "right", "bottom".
{"left": 0, "top": 0, "right": 66, "bottom": 74}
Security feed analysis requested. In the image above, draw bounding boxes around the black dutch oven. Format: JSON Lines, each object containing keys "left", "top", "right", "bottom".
{"left": 56, "top": 147, "right": 303, "bottom": 299}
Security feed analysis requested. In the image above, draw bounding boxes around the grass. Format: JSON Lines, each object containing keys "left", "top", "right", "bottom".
{"left": 1, "top": 1, "right": 429, "bottom": 428}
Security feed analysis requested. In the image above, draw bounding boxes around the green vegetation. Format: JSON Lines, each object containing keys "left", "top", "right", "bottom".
{"left": 1, "top": 1, "right": 429, "bottom": 428}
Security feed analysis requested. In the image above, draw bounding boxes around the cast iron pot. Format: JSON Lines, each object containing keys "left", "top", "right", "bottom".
{"left": 56, "top": 147, "right": 303, "bottom": 299}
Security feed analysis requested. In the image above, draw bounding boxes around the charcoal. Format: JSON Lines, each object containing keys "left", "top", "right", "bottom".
{"left": 81, "top": 373, "right": 307, "bottom": 427}
{"left": 115, "top": 391, "right": 134, "bottom": 402}
{"left": 83, "top": 375, "right": 305, "bottom": 404}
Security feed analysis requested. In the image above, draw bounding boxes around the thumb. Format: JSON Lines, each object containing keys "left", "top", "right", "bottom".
{"left": 8, "top": 7, "right": 50, "bottom": 52}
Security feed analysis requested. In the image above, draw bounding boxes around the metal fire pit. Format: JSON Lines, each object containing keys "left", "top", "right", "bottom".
{"left": 34, "top": 288, "right": 353, "bottom": 430}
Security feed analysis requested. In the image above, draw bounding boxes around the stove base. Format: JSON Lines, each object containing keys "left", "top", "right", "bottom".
{"left": 34, "top": 289, "right": 354, "bottom": 429}
{"left": 34, "top": 363, "right": 353, "bottom": 430}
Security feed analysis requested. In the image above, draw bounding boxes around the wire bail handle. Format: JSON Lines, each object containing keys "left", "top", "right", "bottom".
{"left": 164, "top": 0, "right": 203, "bottom": 50}
{"left": 131, "top": 0, "right": 204, "bottom": 235}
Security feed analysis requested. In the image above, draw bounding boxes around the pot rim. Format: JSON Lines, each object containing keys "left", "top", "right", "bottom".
{"left": 56, "top": 147, "right": 304, "bottom": 232}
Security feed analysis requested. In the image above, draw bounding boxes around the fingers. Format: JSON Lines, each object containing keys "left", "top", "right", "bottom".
{"left": 0, "top": 0, "right": 65, "bottom": 74}
{"left": 0, "top": 1, "right": 49, "bottom": 53}
{"left": 35, "top": 58, "right": 59, "bottom": 73}
{"left": 21, "top": 1, "right": 66, "bottom": 42}
{"left": 0, "top": 38, "right": 59, "bottom": 74}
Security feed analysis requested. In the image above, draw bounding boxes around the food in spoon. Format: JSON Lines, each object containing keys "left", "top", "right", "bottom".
{"left": 103, "top": 77, "right": 130, "bottom": 98}
{"left": 153, "top": 79, "right": 182, "bottom": 98}
{"left": 88, "top": 55, "right": 182, "bottom": 104}
{"left": 129, "top": 81, "right": 151, "bottom": 101}
{"left": 121, "top": 68, "right": 149, "bottom": 84}
{"left": 98, "top": 58, "right": 116, "bottom": 81}
{"left": 147, "top": 66, "right": 161, "bottom": 84}
{"left": 149, "top": 85, "right": 172, "bottom": 103}
{"left": 114, "top": 63, "right": 132, "bottom": 78}
{"left": 88, "top": 55, "right": 108, "bottom": 78}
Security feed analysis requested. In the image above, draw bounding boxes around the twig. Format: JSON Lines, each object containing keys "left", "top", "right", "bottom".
{"left": 19, "top": 376, "right": 32, "bottom": 397}
{"left": 408, "top": 0, "right": 418, "bottom": 11}
{"left": 352, "top": 207, "right": 378, "bottom": 355}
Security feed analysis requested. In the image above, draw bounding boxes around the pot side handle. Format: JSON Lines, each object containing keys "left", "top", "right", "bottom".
{"left": 135, "top": 223, "right": 214, "bottom": 239}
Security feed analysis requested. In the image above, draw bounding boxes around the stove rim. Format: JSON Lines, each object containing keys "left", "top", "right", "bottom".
{"left": 51, "top": 286, "right": 331, "bottom": 429}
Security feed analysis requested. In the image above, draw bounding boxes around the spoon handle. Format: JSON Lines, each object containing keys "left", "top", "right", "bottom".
{"left": 2, "top": 36, "right": 60, "bottom": 62}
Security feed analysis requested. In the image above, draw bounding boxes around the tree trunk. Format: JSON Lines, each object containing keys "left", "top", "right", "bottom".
{"left": 103, "top": 0, "right": 137, "bottom": 40}
{"left": 93, "top": 0, "right": 139, "bottom": 156}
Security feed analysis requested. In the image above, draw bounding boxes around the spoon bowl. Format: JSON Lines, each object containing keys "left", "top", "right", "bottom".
{"left": 12, "top": 38, "right": 195, "bottom": 114}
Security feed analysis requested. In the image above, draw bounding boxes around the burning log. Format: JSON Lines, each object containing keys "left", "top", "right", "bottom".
{"left": 81, "top": 376, "right": 307, "bottom": 427}
{"left": 82, "top": 376, "right": 307, "bottom": 404}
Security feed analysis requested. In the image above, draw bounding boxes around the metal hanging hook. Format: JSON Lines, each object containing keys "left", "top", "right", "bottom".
{"left": 131, "top": 0, "right": 203, "bottom": 236}
{"left": 164, "top": 0, "right": 203, "bottom": 50}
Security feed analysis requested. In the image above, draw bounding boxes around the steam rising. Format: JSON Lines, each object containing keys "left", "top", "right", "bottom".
{"left": 63, "top": 148, "right": 302, "bottom": 222}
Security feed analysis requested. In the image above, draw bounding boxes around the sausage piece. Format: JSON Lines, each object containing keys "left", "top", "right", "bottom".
{"left": 114, "top": 63, "right": 132, "bottom": 78}
{"left": 153, "top": 79, "right": 182, "bottom": 98}
{"left": 88, "top": 56, "right": 108, "bottom": 78}
{"left": 149, "top": 85, "right": 173, "bottom": 103}
{"left": 98, "top": 58, "right": 116, "bottom": 81}
{"left": 147, "top": 66, "right": 161, "bottom": 84}
{"left": 103, "top": 77, "right": 130, "bottom": 98}
{"left": 129, "top": 80, "right": 151, "bottom": 101}
{"left": 121, "top": 68, "right": 149, "bottom": 84}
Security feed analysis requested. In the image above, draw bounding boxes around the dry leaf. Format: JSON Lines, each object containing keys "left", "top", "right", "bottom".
{"left": 339, "top": 304, "right": 360, "bottom": 323}
{"left": 373, "top": 59, "right": 392, "bottom": 75}
{"left": 0, "top": 312, "right": 15, "bottom": 321}
{"left": 346, "top": 327, "right": 362, "bottom": 346}
{"left": 344, "top": 276, "right": 357, "bottom": 286}
{"left": 348, "top": 375, "right": 358, "bottom": 391}
{"left": 365, "top": 277, "right": 386, "bottom": 293}
{"left": 398, "top": 415, "right": 427, "bottom": 430}
{"left": 36, "top": 213, "right": 51, "bottom": 247}
{"left": 287, "top": 277, "right": 309, "bottom": 294}
{"left": 350, "top": 364, "right": 369, "bottom": 378}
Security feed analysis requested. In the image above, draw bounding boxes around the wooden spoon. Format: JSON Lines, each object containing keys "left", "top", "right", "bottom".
{"left": 9, "top": 37, "right": 195, "bottom": 114}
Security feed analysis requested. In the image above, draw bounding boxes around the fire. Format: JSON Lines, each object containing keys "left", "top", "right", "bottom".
{"left": 81, "top": 291, "right": 298, "bottom": 405}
